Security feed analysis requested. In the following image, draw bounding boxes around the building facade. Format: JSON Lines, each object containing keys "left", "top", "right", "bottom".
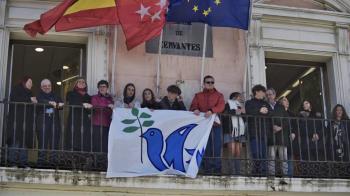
{"left": 1, "top": 0, "right": 350, "bottom": 195}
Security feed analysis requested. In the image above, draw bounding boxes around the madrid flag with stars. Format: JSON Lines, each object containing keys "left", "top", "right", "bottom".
{"left": 117, "top": 0, "right": 168, "bottom": 50}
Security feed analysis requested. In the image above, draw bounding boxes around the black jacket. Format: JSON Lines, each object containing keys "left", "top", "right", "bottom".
{"left": 245, "top": 98, "right": 272, "bottom": 141}
{"left": 65, "top": 90, "right": 91, "bottom": 151}
{"left": 141, "top": 101, "right": 162, "bottom": 110}
{"left": 7, "top": 84, "right": 35, "bottom": 148}
{"left": 160, "top": 96, "right": 186, "bottom": 111}
{"left": 270, "top": 105, "right": 296, "bottom": 146}
{"left": 325, "top": 120, "right": 350, "bottom": 161}
{"left": 296, "top": 110, "right": 324, "bottom": 160}
{"left": 36, "top": 91, "right": 63, "bottom": 141}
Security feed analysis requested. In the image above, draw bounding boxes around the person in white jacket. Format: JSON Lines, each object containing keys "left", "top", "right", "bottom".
{"left": 223, "top": 92, "right": 245, "bottom": 175}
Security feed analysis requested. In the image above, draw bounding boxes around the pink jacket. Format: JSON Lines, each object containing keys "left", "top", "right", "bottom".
{"left": 91, "top": 93, "right": 114, "bottom": 127}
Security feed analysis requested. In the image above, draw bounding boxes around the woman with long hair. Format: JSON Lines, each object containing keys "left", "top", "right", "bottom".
{"left": 328, "top": 104, "right": 349, "bottom": 161}
{"left": 141, "top": 88, "right": 161, "bottom": 110}
{"left": 116, "top": 83, "right": 140, "bottom": 108}
{"left": 65, "top": 77, "right": 92, "bottom": 153}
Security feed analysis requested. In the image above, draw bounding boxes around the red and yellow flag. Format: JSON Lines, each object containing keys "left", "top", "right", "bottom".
{"left": 24, "top": 0, "right": 119, "bottom": 37}
{"left": 23, "top": 0, "right": 169, "bottom": 50}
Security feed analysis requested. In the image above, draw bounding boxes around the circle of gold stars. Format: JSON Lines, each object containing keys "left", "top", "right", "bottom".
{"left": 190, "top": 0, "right": 222, "bottom": 17}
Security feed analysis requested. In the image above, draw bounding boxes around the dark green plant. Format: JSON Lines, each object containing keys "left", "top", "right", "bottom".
{"left": 121, "top": 108, "right": 154, "bottom": 163}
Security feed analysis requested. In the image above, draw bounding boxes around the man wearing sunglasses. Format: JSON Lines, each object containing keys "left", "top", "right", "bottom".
{"left": 190, "top": 75, "right": 225, "bottom": 174}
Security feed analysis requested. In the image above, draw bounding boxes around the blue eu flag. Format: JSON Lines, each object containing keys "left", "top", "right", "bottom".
{"left": 167, "top": 0, "right": 251, "bottom": 30}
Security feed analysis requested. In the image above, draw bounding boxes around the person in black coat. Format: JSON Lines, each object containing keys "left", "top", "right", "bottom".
{"left": 326, "top": 104, "right": 350, "bottom": 178}
{"left": 296, "top": 100, "right": 323, "bottom": 161}
{"left": 160, "top": 85, "right": 186, "bottom": 111}
{"left": 266, "top": 89, "right": 293, "bottom": 176}
{"left": 36, "top": 79, "right": 64, "bottom": 166}
{"left": 245, "top": 84, "right": 272, "bottom": 175}
{"left": 294, "top": 100, "right": 324, "bottom": 177}
{"left": 327, "top": 104, "right": 349, "bottom": 162}
{"left": 141, "top": 88, "right": 162, "bottom": 110}
{"left": 7, "top": 76, "right": 37, "bottom": 167}
{"left": 65, "top": 77, "right": 92, "bottom": 153}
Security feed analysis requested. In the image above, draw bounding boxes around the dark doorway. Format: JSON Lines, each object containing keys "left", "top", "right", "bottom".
{"left": 265, "top": 59, "right": 329, "bottom": 117}
{"left": 6, "top": 40, "right": 86, "bottom": 102}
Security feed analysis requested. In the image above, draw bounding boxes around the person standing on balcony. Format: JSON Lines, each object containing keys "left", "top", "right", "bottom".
{"left": 65, "top": 77, "right": 92, "bottom": 154}
{"left": 190, "top": 75, "right": 225, "bottom": 174}
{"left": 7, "top": 76, "right": 37, "bottom": 167}
{"left": 116, "top": 83, "right": 140, "bottom": 108}
{"left": 245, "top": 84, "right": 272, "bottom": 176}
{"left": 328, "top": 104, "right": 349, "bottom": 162}
{"left": 266, "top": 88, "right": 291, "bottom": 176}
{"left": 36, "top": 79, "right": 64, "bottom": 167}
{"left": 222, "top": 92, "right": 245, "bottom": 175}
{"left": 141, "top": 88, "right": 162, "bottom": 110}
{"left": 297, "top": 100, "right": 322, "bottom": 160}
{"left": 296, "top": 100, "right": 323, "bottom": 176}
{"left": 280, "top": 97, "right": 297, "bottom": 177}
{"left": 91, "top": 80, "right": 114, "bottom": 168}
{"left": 160, "top": 85, "right": 186, "bottom": 111}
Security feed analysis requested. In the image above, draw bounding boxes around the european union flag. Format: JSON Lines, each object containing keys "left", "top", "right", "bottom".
{"left": 167, "top": 0, "right": 251, "bottom": 30}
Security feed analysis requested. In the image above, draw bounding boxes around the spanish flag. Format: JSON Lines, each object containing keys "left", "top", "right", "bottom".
{"left": 24, "top": 0, "right": 119, "bottom": 37}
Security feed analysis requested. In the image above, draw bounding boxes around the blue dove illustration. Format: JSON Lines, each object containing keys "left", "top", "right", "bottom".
{"left": 185, "top": 147, "right": 205, "bottom": 167}
{"left": 140, "top": 128, "right": 168, "bottom": 171}
{"left": 141, "top": 123, "right": 198, "bottom": 172}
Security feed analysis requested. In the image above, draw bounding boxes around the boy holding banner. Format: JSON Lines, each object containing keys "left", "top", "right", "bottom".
{"left": 190, "top": 75, "right": 225, "bottom": 173}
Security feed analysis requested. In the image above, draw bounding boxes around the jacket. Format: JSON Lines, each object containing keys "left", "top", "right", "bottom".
{"left": 160, "top": 96, "right": 186, "bottom": 111}
{"left": 7, "top": 84, "right": 35, "bottom": 148}
{"left": 245, "top": 98, "right": 272, "bottom": 141}
{"left": 91, "top": 93, "right": 114, "bottom": 127}
{"left": 189, "top": 88, "right": 225, "bottom": 113}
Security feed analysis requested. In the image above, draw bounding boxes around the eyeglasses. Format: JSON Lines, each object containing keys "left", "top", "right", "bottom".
{"left": 205, "top": 81, "right": 215, "bottom": 84}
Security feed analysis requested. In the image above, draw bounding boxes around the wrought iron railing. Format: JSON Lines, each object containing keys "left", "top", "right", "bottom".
{"left": 0, "top": 101, "right": 349, "bottom": 178}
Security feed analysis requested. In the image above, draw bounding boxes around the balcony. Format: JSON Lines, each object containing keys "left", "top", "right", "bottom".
{"left": 0, "top": 101, "right": 349, "bottom": 195}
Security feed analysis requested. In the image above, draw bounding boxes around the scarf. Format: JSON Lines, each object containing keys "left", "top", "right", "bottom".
{"left": 227, "top": 99, "right": 245, "bottom": 137}
{"left": 124, "top": 96, "right": 134, "bottom": 105}
{"left": 74, "top": 86, "right": 86, "bottom": 96}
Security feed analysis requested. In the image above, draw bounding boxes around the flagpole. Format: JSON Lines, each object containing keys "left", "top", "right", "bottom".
{"left": 156, "top": 29, "right": 164, "bottom": 97}
{"left": 244, "top": 0, "right": 254, "bottom": 99}
{"left": 200, "top": 24, "right": 208, "bottom": 91}
{"left": 111, "top": 26, "right": 118, "bottom": 96}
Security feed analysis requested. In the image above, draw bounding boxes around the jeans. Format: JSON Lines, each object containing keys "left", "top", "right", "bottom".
{"left": 203, "top": 126, "right": 222, "bottom": 173}
{"left": 250, "top": 138, "right": 267, "bottom": 175}
{"left": 268, "top": 145, "right": 288, "bottom": 176}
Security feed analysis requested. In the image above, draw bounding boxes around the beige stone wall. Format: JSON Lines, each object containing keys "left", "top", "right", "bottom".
{"left": 110, "top": 26, "right": 247, "bottom": 106}
{"left": 260, "top": 0, "right": 327, "bottom": 10}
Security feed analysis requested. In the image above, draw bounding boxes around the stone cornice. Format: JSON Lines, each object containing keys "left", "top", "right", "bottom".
{"left": 253, "top": 3, "right": 350, "bottom": 26}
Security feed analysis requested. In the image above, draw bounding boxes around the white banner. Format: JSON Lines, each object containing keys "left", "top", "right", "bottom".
{"left": 107, "top": 108, "right": 215, "bottom": 178}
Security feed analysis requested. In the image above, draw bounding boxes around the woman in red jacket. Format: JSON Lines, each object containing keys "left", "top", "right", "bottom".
{"left": 91, "top": 80, "right": 114, "bottom": 153}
